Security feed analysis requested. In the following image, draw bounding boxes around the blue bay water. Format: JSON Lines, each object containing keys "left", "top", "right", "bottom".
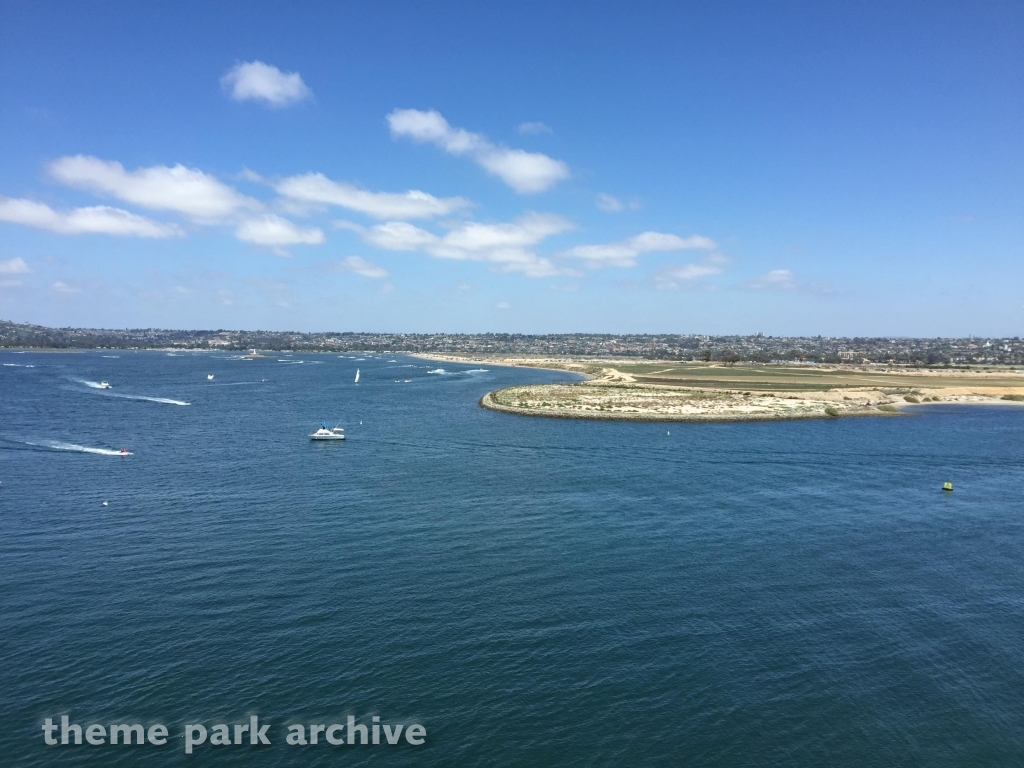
{"left": 1, "top": 350, "right": 1023, "bottom": 766}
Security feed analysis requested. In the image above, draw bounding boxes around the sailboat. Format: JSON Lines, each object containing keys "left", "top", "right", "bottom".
{"left": 354, "top": 368, "right": 360, "bottom": 384}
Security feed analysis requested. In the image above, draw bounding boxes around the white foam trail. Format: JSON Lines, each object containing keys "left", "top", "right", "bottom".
{"left": 101, "top": 355, "right": 120, "bottom": 358}
{"left": 72, "top": 378, "right": 109, "bottom": 389}
{"left": 427, "top": 368, "right": 447, "bottom": 375}
{"left": 26, "top": 440, "right": 132, "bottom": 456}
{"left": 3, "top": 363, "right": 20, "bottom": 367}
{"left": 465, "top": 369, "right": 489, "bottom": 374}
{"left": 105, "top": 392, "right": 190, "bottom": 406}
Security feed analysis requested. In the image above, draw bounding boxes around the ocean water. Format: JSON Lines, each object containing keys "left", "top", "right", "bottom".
{"left": 2, "top": 350, "right": 1023, "bottom": 766}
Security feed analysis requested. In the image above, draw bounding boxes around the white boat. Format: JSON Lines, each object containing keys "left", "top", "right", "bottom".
{"left": 354, "top": 368, "right": 360, "bottom": 384}
{"left": 99, "top": 380, "right": 111, "bottom": 389}
{"left": 207, "top": 374, "right": 214, "bottom": 380}
{"left": 309, "top": 423, "right": 346, "bottom": 441}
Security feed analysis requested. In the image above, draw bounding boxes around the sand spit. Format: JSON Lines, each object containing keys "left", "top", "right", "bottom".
{"left": 481, "top": 384, "right": 900, "bottom": 422}
{"left": 461, "top": 357, "right": 1024, "bottom": 423}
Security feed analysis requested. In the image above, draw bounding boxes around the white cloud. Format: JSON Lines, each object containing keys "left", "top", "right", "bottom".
{"left": 221, "top": 61, "right": 312, "bottom": 107}
{"left": 474, "top": 150, "right": 569, "bottom": 195}
{"left": 0, "top": 257, "right": 31, "bottom": 274}
{"left": 275, "top": 173, "right": 470, "bottom": 219}
{"left": 237, "top": 168, "right": 265, "bottom": 183}
{"left": 435, "top": 212, "right": 571, "bottom": 254}
{"left": 51, "top": 280, "right": 80, "bottom": 294}
{"left": 235, "top": 215, "right": 324, "bottom": 247}
{"left": 49, "top": 156, "right": 258, "bottom": 222}
{"left": 345, "top": 212, "right": 573, "bottom": 278}
{"left": 354, "top": 221, "right": 440, "bottom": 251}
{"left": 518, "top": 121, "right": 552, "bottom": 135}
{"left": 653, "top": 255, "right": 730, "bottom": 290}
{"left": 562, "top": 231, "right": 718, "bottom": 268}
{"left": 596, "top": 193, "right": 624, "bottom": 212}
{"left": 387, "top": 109, "right": 570, "bottom": 194}
{"left": 739, "top": 269, "right": 831, "bottom": 294}
{"left": 331, "top": 255, "right": 389, "bottom": 279}
{"left": 496, "top": 301, "right": 511, "bottom": 309}
{"left": 743, "top": 269, "right": 797, "bottom": 291}
{"left": 0, "top": 196, "right": 183, "bottom": 238}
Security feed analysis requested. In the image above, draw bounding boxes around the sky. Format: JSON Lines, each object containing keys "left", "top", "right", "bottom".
{"left": 0, "top": 1, "right": 1022, "bottom": 336}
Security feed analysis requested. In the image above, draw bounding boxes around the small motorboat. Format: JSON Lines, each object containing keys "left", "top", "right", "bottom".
{"left": 99, "top": 381, "right": 111, "bottom": 389}
{"left": 119, "top": 447, "right": 130, "bottom": 455}
{"left": 309, "top": 423, "right": 346, "bottom": 441}
{"left": 207, "top": 374, "right": 214, "bottom": 380}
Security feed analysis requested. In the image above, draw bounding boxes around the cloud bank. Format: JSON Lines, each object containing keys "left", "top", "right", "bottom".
{"left": 562, "top": 232, "right": 718, "bottom": 268}
{"left": 0, "top": 196, "right": 182, "bottom": 238}
{"left": 49, "top": 156, "right": 258, "bottom": 222}
{"left": 387, "top": 109, "right": 569, "bottom": 194}
{"left": 343, "top": 212, "right": 573, "bottom": 277}
{"left": 235, "top": 214, "right": 324, "bottom": 247}
{"left": 274, "top": 173, "right": 470, "bottom": 219}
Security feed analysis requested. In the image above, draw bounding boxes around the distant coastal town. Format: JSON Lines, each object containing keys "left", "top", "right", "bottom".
{"left": 1, "top": 320, "right": 1022, "bottom": 367}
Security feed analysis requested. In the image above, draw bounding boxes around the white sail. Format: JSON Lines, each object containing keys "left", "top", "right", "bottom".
{"left": 354, "top": 368, "right": 360, "bottom": 383}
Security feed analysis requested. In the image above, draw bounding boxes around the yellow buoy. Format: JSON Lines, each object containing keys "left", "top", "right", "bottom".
{"left": 942, "top": 482, "right": 953, "bottom": 492}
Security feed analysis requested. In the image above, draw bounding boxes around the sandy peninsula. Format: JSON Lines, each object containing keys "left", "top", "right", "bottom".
{"left": 414, "top": 353, "right": 1024, "bottom": 423}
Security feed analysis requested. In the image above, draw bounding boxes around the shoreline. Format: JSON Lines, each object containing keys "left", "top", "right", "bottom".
{"left": 408, "top": 352, "right": 590, "bottom": 379}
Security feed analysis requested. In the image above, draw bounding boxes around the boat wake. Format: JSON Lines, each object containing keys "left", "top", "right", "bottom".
{"left": 71, "top": 378, "right": 109, "bottom": 389}
{"left": 105, "top": 392, "right": 190, "bottom": 406}
{"left": 428, "top": 368, "right": 488, "bottom": 376}
{"left": 24, "top": 439, "right": 132, "bottom": 456}
{"left": 70, "top": 377, "right": 189, "bottom": 404}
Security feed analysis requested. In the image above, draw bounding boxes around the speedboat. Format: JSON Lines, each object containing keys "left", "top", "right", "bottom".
{"left": 99, "top": 381, "right": 111, "bottom": 389}
{"left": 207, "top": 374, "right": 214, "bottom": 380}
{"left": 309, "top": 423, "right": 346, "bottom": 441}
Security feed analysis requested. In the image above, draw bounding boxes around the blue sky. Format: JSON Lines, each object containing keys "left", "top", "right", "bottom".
{"left": 0, "top": 1, "right": 1021, "bottom": 335}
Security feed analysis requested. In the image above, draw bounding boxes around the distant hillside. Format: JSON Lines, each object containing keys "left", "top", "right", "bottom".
{"left": 0, "top": 320, "right": 1021, "bottom": 365}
